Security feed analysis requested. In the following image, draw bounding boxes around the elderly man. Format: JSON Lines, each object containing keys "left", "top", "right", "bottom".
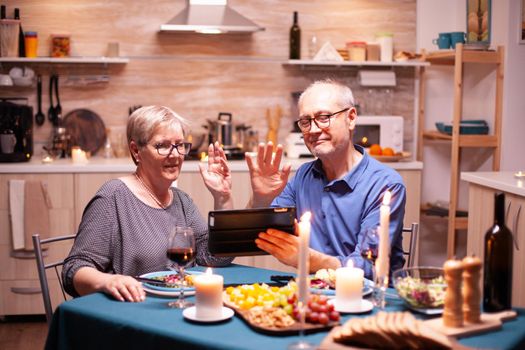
{"left": 246, "top": 79, "right": 406, "bottom": 279}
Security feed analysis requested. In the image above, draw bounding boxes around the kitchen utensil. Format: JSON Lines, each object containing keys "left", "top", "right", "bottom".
{"left": 54, "top": 74, "right": 62, "bottom": 124}
{"left": 48, "top": 75, "right": 57, "bottom": 125}
{"left": 35, "top": 75, "right": 44, "bottom": 126}
{"left": 62, "top": 109, "right": 106, "bottom": 155}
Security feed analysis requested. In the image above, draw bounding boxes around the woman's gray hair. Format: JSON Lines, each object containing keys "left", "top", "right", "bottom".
{"left": 298, "top": 78, "right": 355, "bottom": 109}
{"left": 127, "top": 105, "right": 190, "bottom": 164}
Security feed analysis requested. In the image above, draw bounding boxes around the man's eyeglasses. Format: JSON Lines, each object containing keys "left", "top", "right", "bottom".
{"left": 296, "top": 108, "right": 350, "bottom": 132}
{"left": 153, "top": 142, "right": 192, "bottom": 156}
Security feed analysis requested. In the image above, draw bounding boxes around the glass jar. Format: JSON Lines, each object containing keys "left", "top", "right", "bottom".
{"left": 376, "top": 32, "right": 393, "bottom": 63}
{"left": 51, "top": 34, "right": 70, "bottom": 57}
{"left": 346, "top": 41, "right": 367, "bottom": 62}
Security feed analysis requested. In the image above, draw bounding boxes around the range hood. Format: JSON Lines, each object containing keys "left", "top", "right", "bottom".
{"left": 160, "top": 0, "right": 264, "bottom": 34}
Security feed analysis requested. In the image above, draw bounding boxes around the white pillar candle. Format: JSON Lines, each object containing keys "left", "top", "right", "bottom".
{"left": 335, "top": 261, "right": 364, "bottom": 309}
{"left": 71, "top": 147, "right": 88, "bottom": 164}
{"left": 297, "top": 212, "right": 311, "bottom": 305}
{"left": 376, "top": 191, "right": 391, "bottom": 279}
{"left": 194, "top": 268, "right": 224, "bottom": 319}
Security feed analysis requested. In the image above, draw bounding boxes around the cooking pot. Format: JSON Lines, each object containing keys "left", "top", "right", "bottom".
{"left": 205, "top": 112, "right": 235, "bottom": 149}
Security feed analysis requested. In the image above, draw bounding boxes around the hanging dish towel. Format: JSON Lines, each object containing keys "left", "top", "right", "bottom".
{"left": 9, "top": 180, "right": 25, "bottom": 250}
{"left": 9, "top": 180, "right": 52, "bottom": 251}
{"left": 24, "top": 180, "right": 51, "bottom": 251}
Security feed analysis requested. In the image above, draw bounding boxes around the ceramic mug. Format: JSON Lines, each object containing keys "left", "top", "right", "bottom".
{"left": 0, "top": 133, "right": 17, "bottom": 154}
{"left": 432, "top": 33, "right": 451, "bottom": 49}
{"left": 450, "top": 31, "right": 466, "bottom": 49}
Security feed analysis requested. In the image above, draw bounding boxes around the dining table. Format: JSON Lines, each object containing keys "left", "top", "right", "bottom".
{"left": 46, "top": 264, "right": 525, "bottom": 350}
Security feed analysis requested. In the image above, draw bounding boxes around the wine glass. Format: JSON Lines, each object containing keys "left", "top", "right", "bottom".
{"left": 167, "top": 226, "right": 196, "bottom": 309}
{"left": 360, "top": 226, "right": 385, "bottom": 308}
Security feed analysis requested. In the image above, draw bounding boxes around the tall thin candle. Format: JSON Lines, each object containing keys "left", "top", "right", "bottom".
{"left": 377, "top": 191, "right": 391, "bottom": 279}
{"left": 297, "top": 212, "right": 311, "bottom": 305}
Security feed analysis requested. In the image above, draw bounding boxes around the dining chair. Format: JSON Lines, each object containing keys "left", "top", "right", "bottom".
{"left": 32, "top": 233, "right": 76, "bottom": 326}
{"left": 402, "top": 223, "right": 419, "bottom": 268}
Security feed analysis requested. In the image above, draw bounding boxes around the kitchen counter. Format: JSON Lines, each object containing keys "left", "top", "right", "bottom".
{"left": 0, "top": 157, "right": 423, "bottom": 173}
{"left": 461, "top": 171, "right": 525, "bottom": 197}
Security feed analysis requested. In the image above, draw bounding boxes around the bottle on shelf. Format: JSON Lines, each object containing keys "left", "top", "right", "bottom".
{"left": 1, "top": 5, "right": 6, "bottom": 19}
{"left": 289, "top": 11, "right": 301, "bottom": 59}
{"left": 483, "top": 192, "right": 513, "bottom": 312}
{"left": 14, "top": 8, "right": 25, "bottom": 57}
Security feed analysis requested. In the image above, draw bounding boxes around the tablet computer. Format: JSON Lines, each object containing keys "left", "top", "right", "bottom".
{"left": 208, "top": 207, "right": 296, "bottom": 256}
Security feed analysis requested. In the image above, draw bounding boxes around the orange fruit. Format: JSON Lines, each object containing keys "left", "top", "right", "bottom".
{"left": 382, "top": 147, "right": 395, "bottom": 156}
{"left": 369, "top": 144, "right": 382, "bottom": 155}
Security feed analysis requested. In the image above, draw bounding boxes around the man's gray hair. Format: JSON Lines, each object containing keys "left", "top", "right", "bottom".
{"left": 298, "top": 79, "right": 355, "bottom": 109}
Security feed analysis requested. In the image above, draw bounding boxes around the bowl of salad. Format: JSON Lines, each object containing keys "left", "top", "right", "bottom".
{"left": 393, "top": 267, "right": 446, "bottom": 312}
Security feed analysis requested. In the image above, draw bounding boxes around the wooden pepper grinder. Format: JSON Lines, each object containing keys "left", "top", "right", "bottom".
{"left": 462, "top": 255, "right": 482, "bottom": 323}
{"left": 443, "top": 258, "right": 464, "bottom": 327}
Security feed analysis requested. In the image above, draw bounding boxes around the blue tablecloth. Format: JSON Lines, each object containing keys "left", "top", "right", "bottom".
{"left": 46, "top": 264, "right": 525, "bottom": 350}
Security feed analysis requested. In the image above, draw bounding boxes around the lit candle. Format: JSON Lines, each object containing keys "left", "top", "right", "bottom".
{"left": 376, "top": 191, "right": 391, "bottom": 279}
{"left": 71, "top": 147, "right": 88, "bottom": 164}
{"left": 297, "top": 212, "right": 311, "bottom": 305}
{"left": 194, "top": 268, "right": 224, "bottom": 319}
{"left": 335, "top": 261, "right": 364, "bottom": 309}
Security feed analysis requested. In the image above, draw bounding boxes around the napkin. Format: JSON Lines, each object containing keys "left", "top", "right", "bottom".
{"left": 313, "top": 42, "right": 344, "bottom": 62}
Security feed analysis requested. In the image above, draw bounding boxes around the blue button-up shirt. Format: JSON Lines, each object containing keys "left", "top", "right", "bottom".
{"left": 272, "top": 145, "right": 406, "bottom": 279}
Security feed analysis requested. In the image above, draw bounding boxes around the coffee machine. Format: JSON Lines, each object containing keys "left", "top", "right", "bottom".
{"left": 0, "top": 99, "right": 33, "bottom": 162}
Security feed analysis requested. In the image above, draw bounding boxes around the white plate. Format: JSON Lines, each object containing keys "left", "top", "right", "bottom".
{"left": 328, "top": 298, "right": 374, "bottom": 314}
{"left": 140, "top": 270, "right": 201, "bottom": 296}
{"left": 183, "top": 306, "right": 234, "bottom": 323}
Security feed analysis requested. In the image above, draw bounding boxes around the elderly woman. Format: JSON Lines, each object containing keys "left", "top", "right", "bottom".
{"left": 63, "top": 105, "right": 234, "bottom": 302}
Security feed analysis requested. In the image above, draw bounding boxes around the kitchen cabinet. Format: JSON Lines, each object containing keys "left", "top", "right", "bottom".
{"left": 417, "top": 44, "right": 504, "bottom": 258}
{"left": 0, "top": 173, "right": 75, "bottom": 316}
{"left": 461, "top": 171, "right": 524, "bottom": 307}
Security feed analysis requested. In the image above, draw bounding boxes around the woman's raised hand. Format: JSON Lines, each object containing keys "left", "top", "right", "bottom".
{"left": 198, "top": 141, "right": 233, "bottom": 209}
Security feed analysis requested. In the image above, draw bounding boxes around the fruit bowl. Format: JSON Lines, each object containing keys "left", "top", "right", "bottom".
{"left": 393, "top": 267, "right": 446, "bottom": 311}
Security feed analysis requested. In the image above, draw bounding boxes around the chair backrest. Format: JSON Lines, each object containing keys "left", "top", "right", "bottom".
{"left": 32, "top": 233, "right": 76, "bottom": 326}
{"left": 402, "top": 223, "right": 419, "bottom": 268}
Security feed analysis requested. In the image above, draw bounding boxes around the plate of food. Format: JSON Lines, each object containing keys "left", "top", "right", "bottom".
{"left": 138, "top": 270, "right": 202, "bottom": 297}
{"left": 370, "top": 151, "right": 411, "bottom": 163}
{"left": 223, "top": 282, "right": 340, "bottom": 335}
{"left": 310, "top": 269, "right": 374, "bottom": 297}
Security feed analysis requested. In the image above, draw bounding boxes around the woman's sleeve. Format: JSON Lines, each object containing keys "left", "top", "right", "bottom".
{"left": 181, "top": 192, "right": 234, "bottom": 267}
{"left": 62, "top": 195, "right": 118, "bottom": 297}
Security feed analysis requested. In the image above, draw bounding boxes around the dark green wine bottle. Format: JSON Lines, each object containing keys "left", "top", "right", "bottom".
{"left": 289, "top": 11, "right": 301, "bottom": 59}
{"left": 483, "top": 192, "right": 513, "bottom": 312}
{"left": 14, "top": 8, "right": 26, "bottom": 57}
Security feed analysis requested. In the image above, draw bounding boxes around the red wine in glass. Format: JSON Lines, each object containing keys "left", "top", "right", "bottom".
{"left": 361, "top": 247, "right": 378, "bottom": 264}
{"left": 167, "top": 226, "right": 195, "bottom": 308}
{"left": 167, "top": 248, "right": 195, "bottom": 266}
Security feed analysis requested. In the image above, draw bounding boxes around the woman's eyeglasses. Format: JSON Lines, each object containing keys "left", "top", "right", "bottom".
{"left": 153, "top": 142, "right": 192, "bottom": 156}
{"left": 296, "top": 108, "right": 350, "bottom": 132}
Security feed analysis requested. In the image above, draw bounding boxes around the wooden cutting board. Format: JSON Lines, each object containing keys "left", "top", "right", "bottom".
{"left": 423, "top": 310, "right": 517, "bottom": 337}
{"left": 63, "top": 109, "right": 106, "bottom": 155}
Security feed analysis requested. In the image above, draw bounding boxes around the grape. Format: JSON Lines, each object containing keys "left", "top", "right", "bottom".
{"left": 329, "top": 311, "right": 340, "bottom": 322}
{"left": 318, "top": 313, "right": 329, "bottom": 325}
{"left": 309, "top": 311, "right": 319, "bottom": 323}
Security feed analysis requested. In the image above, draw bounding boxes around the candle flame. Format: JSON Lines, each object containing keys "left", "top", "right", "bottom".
{"left": 200, "top": 152, "right": 208, "bottom": 162}
{"left": 205, "top": 267, "right": 213, "bottom": 275}
{"left": 300, "top": 211, "right": 312, "bottom": 223}
{"left": 361, "top": 137, "right": 368, "bottom": 143}
{"left": 382, "top": 191, "right": 391, "bottom": 206}
{"left": 345, "top": 260, "right": 355, "bottom": 268}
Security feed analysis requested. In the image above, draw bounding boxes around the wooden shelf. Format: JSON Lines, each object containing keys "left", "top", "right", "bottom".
{"left": 0, "top": 57, "right": 129, "bottom": 64}
{"left": 283, "top": 59, "right": 429, "bottom": 68}
{"left": 422, "top": 130, "right": 499, "bottom": 147}
{"left": 417, "top": 44, "right": 504, "bottom": 258}
{"left": 425, "top": 49, "right": 501, "bottom": 65}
